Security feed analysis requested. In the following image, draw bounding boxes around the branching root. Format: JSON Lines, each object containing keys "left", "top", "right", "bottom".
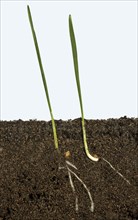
{"left": 59, "top": 160, "right": 94, "bottom": 212}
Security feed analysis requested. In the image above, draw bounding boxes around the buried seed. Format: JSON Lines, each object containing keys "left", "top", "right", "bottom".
{"left": 65, "top": 150, "right": 71, "bottom": 158}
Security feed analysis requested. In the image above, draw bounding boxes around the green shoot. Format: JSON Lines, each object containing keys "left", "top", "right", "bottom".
{"left": 69, "top": 15, "right": 99, "bottom": 162}
{"left": 27, "top": 5, "right": 58, "bottom": 150}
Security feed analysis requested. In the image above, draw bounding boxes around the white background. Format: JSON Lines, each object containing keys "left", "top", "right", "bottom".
{"left": 1, "top": 0, "right": 137, "bottom": 120}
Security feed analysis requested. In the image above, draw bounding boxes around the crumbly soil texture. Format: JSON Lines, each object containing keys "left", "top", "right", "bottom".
{"left": 0, "top": 117, "right": 138, "bottom": 220}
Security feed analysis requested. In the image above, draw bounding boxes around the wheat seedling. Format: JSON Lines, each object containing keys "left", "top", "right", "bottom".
{"left": 27, "top": 5, "right": 58, "bottom": 150}
{"left": 69, "top": 15, "right": 99, "bottom": 162}
{"left": 69, "top": 15, "right": 131, "bottom": 186}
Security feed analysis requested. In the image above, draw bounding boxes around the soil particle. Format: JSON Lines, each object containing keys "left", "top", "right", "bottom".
{"left": 0, "top": 117, "right": 138, "bottom": 220}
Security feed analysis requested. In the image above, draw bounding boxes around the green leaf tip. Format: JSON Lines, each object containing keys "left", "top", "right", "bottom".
{"left": 69, "top": 14, "right": 72, "bottom": 20}
{"left": 27, "top": 5, "right": 30, "bottom": 15}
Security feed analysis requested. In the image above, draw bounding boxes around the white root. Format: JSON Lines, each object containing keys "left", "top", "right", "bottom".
{"left": 75, "top": 196, "right": 79, "bottom": 212}
{"left": 102, "top": 157, "right": 131, "bottom": 185}
{"left": 67, "top": 166, "right": 75, "bottom": 192}
{"left": 66, "top": 161, "right": 94, "bottom": 212}
{"left": 58, "top": 155, "right": 131, "bottom": 214}
{"left": 59, "top": 160, "right": 94, "bottom": 212}
{"left": 67, "top": 166, "right": 94, "bottom": 212}
{"left": 66, "top": 160, "right": 78, "bottom": 170}
{"left": 67, "top": 166, "right": 79, "bottom": 212}
{"left": 58, "top": 166, "right": 65, "bottom": 170}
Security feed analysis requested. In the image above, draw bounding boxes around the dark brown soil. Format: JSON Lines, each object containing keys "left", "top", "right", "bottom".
{"left": 0, "top": 117, "right": 138, "bottom": 220}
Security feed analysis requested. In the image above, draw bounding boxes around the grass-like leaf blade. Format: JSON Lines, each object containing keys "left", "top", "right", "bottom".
{"left": 69, "top": 15, "right": 99, "bottom": 162}
{"left": 27, "top": 5, "right": 58, "bottom": 150}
